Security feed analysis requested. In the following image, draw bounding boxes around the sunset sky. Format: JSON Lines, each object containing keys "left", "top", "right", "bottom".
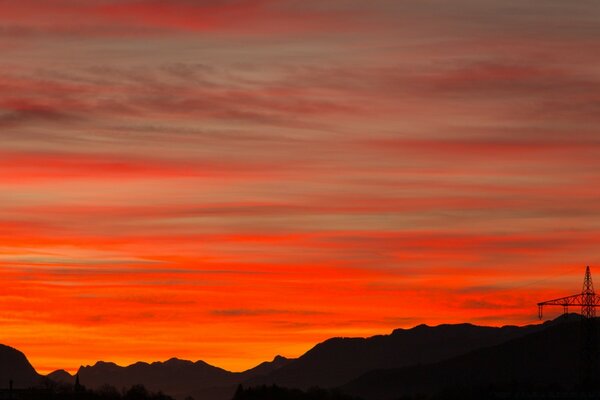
{"left": 2, "top": 0, "right": 600, "bottom": 375}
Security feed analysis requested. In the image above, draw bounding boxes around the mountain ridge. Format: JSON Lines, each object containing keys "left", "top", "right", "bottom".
{"left": 0, "top": 343, "right": 43, "bottom": 388}
{"left": 342, "top": 318, "right": 588, "bottom": 399}
{"left": 0, "top": 316, "right": 578, "bottom": 399}
{"left": 51, "top": 318, "right": 572, "bottom": 381}
{"left": 243, "top": 318, "right": 555, "bottom": 390}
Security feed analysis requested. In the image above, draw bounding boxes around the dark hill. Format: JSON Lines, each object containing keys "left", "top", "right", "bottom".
{"left": 246, "top": 320, "right": 549, "bottom": 389}
{"left": 78, "top": 358, "right": 235, "bottom": 398}
{"left": 242, "top": 355, "right": 293, "bottom": 380}
{"left": 0, "top": 316, "right": 576, "bottom": 400}
{"left": 183, "top": 356, "right": 293, "bottom": 400}
{"left": 342, "top": 319, "right": 588, "bottom": 399}
{"left": 74, "top": 319, "right": 548, "bottom": 398}
{"left": 47, "top": 369, "right": 74, "bottom": 384}
{"left": 77, "top": 355, "right": 293, "bottom": 400}
{"left": 0, "top": 344, "right": 42, "bottom": 388}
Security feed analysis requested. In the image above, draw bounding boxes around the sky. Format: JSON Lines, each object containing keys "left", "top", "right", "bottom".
{"left": 1, "top": 0, "right": 600, "bottom": 375}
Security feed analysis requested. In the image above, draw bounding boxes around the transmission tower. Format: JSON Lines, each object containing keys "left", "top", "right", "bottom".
{"left": 537, "top": 266, "right": 600, "bottom": 389}
{"left": 538, "top": 266, "right": 600, "bottom": 319}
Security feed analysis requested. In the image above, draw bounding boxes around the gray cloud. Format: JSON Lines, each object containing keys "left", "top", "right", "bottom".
{"left": 211, "top": 308, "right": 329, "bottom": 317}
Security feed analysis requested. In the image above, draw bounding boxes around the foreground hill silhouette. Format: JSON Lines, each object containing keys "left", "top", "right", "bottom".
{"left": 0, "top": 315, "right": 581, "bottom": 400}
{"left": 62, "top": 319, "right": 548, "bottom": 399}
{"left": 47, "top": 368, "right": 75, "bottom": 383}
{"left": 61, "top": 355, "right": 293, "bottom": 400}
{"left": 78, "top": 358, "right": 234, "bottom": 397}
{"left": 0, "top": 344, "right": 41, "bottom": 388}
{"left": 244, "top": 317, "right": 565, "bottom": 390}
{"left": 343, "top": 315, "right": 589, "bottom": 399}
{"left": 3, "top": 382, "right": 176, "bottom": 400}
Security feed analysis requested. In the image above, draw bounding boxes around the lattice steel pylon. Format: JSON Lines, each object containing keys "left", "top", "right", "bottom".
{"left": 538, "top": 266, "right": 600, "bottom": 319}
{"left": 537, "top": 266, "right": 600, "bottom": 389}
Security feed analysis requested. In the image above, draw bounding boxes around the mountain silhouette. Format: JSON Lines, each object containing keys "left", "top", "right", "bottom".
{"left": 0, "top": 344, "right": 42, "bottom": 388}
{"left": 245, "top": 319, "right": 551, "bottom": 390}
{"left": 0, "top": 315, "right": 580, "bottom": 400}
{"left": 240, "top": 355, "right": 293, "bottom": 380}
{"left": 342, "top": 317, "right": 589, "bottom": 399}
{"left": 68, "top": 321, "right": 548, "bottom": 398}
{"left": 78, "top": 358, "right": 235, "bottom": 398}
{"left": 46, "top": 369, "right": 74, "bottom": 384}
{"left": 75, "top": 355, "right": 292, "bottom": 400}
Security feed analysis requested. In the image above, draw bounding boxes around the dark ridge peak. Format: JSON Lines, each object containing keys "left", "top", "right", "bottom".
{"left": 534, "top": 313, "right": 582, "bottom": 328}
{"left": 88, "top": 361, "right": 119, "bottom": 368}
{"left": 549, "top": 312, "right": 582, "bottom": 322}
{"left": 390, "top": 319, "right": 550, "bottom": 336}
{"left": 393, "top": 322, "right": 478, "bottom": 335}
{"left": 498, "top": 323, "right": 519, "bottom": 329}
{"left": 132, "top": 361, "right": 151, "bottom": 367}
{"left": 309, "top": 336, "right": 363, "bottom": 351}
{"left": 162, "top": 358, "right": 196, "bottom": 368}
{"left": 437, "top": 322, "right": 475, "bottom": 328}
{"left": 391, "top": 323, "right": 431, "bottom": 334}
{"left": 48, "top": 369, "right": 71, "bottom": 375}
{"left": 163, "top": 357, "right": 192, "bottom": 365}
{"left": 0, "top": 344, "right": 37, "bottom": 363}
{"left": 0, "top": 343, "right": 42, "bottom": 388}
{"left": 326, "top": 336, "right": 364, "bottom": 342}
{"left": 241, "top": 353, "right": 294, "bottom": 380}
{"left": 47, "top": 369, "right": 74, "bottom": 383}
{"left": 323, "top": 322, "right": 490, "bottom": 341}
{"left": 0, "top": 343, "right": 24, "bottom": 353}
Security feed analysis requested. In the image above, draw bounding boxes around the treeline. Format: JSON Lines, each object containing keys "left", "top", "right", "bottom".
{"left": 232, "top": 385, "right": 361, "bottom": 400}
{"left": 11, "top": 380, "right": 175, "bottom": 400}
{"left": 230, "top": 383, "right": 599, "bottom": 400}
